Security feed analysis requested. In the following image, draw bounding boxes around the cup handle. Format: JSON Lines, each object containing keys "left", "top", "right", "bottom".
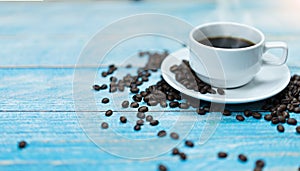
{"left": 262, "top": 41, "right": 288, "bottom": 65}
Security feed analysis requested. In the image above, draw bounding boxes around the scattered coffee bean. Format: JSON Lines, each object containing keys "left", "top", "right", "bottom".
{"left": 160, "top": 101, "right": 168, "bottom": 108}
{"left": 101, "top": 122, "right": 109, "bottom": 129}
{"left": 185, "top": 140, "right": 194, "bottom": 147}
{"left": 218, "top": 152, "right": 228, "bottom": 158}
{"left": 222, "top": 109, "right": 231, "bottom": 116}
{"left": 136, "top": 112, "right": 145, "bottom": 119}
{"left": 172, "top": 148, "right": 180, "bottom": 155}
{"left": 252, "top": 112, "right": 262, "bottom": 119}
{"left": 130, "top": 87, "right": 140, "bottom": 93}
{"left": 109, "top": 86, "right": 117, "bottom": 93}
{"left": 158, "top": 164, "right": 168, "bottom": 171}
{"left": 92, "top": 84, "right": 101, "bottom": 91}
{"left": 101, "top": 71, "right": 108, "bottom": 77}
{"left": 110, "top": 76, "right": 117, "bottom": 82}
{"left": 179, "top": 152, "right": 187, "bottom": 160}
{"left": 217, "top": 88, "right": 225, "bottom": 95}
{"left": 236, "top": 115, "right": 245, "bottom": 121}
{"left": 105, "top": 110, "right": 113, "bottom": 117}
{"left": 287, "top": 118, "right": 297, "bottom": 125}
{"left": 196, "top": 108, "right": 206, "bottom": 115}
{"left": 130, "top": 102, "right": 139, "bottom": 108}
{"left": 146, "top": 115, "right": 153, "bottom": 122}
{"left": 179, "top": 103, "right": 189, "bottom": 109}
{"left": 296, "top": 126, "right": 300, "bottom": 133}
{"left": 170, "top": 132, "right": 179, "bottom": 140}
{"left": 157, "top": 130, "right": 167, "bottom": 137}
{"left": 264, "top": 114, "right": 272, "bottom": 121}
{"left": 277, "top": 124, "right": 285, "bottom": 132}
{"left": 120, "top": 116, "right": 127, "bottom": 123}
{"left": 100, "top": 84, "right": 108, "bottom": 90}
{"left": 244, "top": 110, "right": 252, "bottom": 117}
{"left": 147, "top": 100, "right": 158, "bottom": 106}
{"left": 18, "top": 141, "right": 27, "bottom": 149}
{"left": 278, "top": 116, "right": 286, "bottom": 123}
{"left": 132, "top": 94, "right": 142, "bottom": 102}
{"left": 238, "top": 154, "right": 248, "bottom": 162}
{"left": 255, "top": 159, "right": 265, "bottom": 168}
{"left": 138, "top": 106, "right": 148, "bottom": 113}
{"left": 102, "top": 98, "right": 109, "bottom": 104}
{"left": 294, "top": 107, "right": 300, "bottom": 113}
{"left": 136, "top": 119, "right": 144, "bottom": 126}
{"left": 169, "top": 101, "right": 180, "bottom": 108}
{"left": 271, "top": 117, "right": 279, "bottom": 124}
{"left": 150, "top": 120, "right": 159, "bottom": 126}
{"left": 134, "top": 124, "right": 141, "bottom": 131}
{"left": 121, "top": 100, "right": 129, "bottom": 108}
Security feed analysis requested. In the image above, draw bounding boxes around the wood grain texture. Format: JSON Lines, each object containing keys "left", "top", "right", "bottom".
{"left": 0, "top": 0, "right": 300, "bottom": 171}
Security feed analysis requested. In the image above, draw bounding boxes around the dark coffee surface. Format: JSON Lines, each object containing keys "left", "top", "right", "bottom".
{"left": 198, "top": 37, "right": 255, "bottom": 48}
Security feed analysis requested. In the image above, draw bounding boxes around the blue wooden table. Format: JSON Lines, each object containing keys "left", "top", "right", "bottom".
{"left": 0, "top": 1, "right": 299, "bottom": 171}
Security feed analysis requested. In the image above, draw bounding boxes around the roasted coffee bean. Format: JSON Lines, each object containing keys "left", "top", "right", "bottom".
{"left": 238, "top": 154, "right": 247, "bottom": 162}
{"left": 100, "top": 84, "right": 108, "bottom": 90}
{"left": 132, "top": 94, "right": 142, "bottom": 102}
{"left": 125, "top": 64, "right": 132, "bottom": 68}
{"left": 158, "top": 164, "right": 168, "bottom": 171}
{"left": 255, "top": 159, "right": 265, "bottom": 168}
{"left": 157, "top": 130, "right": 167, "bottom": 137}
{"left": 282, "top": 111, "right": 290, "bottom": 119}
{"left": 196, "top": 108, "right": 206, "bottom": 115}
{"left": 102, "top": 98, "right": 110, "bottom": 104}
{"left": 264, "top": 114, "right": 272, "bottom": 121}
{"left": 167, "top": 94, "right": 175, "bottom": 101}
{"left": 101, "top": 122, "right": 109, "bottom": 129}
{"left": 169, "top": 101, "right": 179, "bottom": 108}
{"left": 278, "top": 116, "right": 286, "bottom": 123}
{"left": 179, "top": 152, "right": 187, "bottom": 160}
{"left": 140, "top": 91, "right": 148, "bottom": 97}
{"left": 109, "top": 86, "right": 117, "bottom": 93}
{"left": 222, "top": 109, "right": 231, "bottom": 116}
{"left": 120, "top": 116, "right": 127, "bottom": 123}
{"left": 130, "top": 102, "right": 139, "bottom": 108}
{"left": 217, "top": 88, "right": 225, "bottom": 95}
{"left": 147, "top": 100, "right": 158, "bottom": 106}
{"left": 150, "top": 120, "right": 159, "bottom": 126}
{"left": 110, "top": 76, "right": 117, "bottom": 82}
{"left": 160, "top": 101, "right": 168, "bottom": 108}
{"left": 179, "top": 103, "right": 189, "bottom": 109}
{"left": 277, "top": 124, "right": 285, "bottom": 132}
{"left": 287, "top": 118, "right": 297, "bottom": 125}
{"left": 18, "top": 141, "right": 27, "bottom": 149}
{"left": 105, "top": 110, "right": 113, "bottom": 117}
{"left": 130, "top": 87, "right": 140, "bottom": 93}
{"left": 142, "top": 76, "right": 149, "bottom": 82}
{"left": 93, "top": 84, "right": 101, "bottom": 91}
{"left": 136, "top": 119, "right": 144, "bottom": 126}
{"left": 170, "top": 132, "right": 179, "bottom": 140}
{"left": 185, "top": 140, "right": 194, "bottom": 147}
{"left": 294, "top": 107, "right": 300, "bottom": 113}
{"left": 138, "top": 106, "right": 148, "bottom": 113}
{"left": 172, "top": 148, "right": 180, "bottom": 155}
{"left": 244, "top": 110, "right": 252, "bottom": 117}
{"left": 218, "top": 152, "right": 228, "bottom": 158}
{"left": 101, "top": 71, "right": 108, "bottom": 77}
{"left": 121, "top": 100, "right": 129, "bottom": 108}
{"left": 252, "top": 112, "right": 262, "bottom": 119}
{"left": 136, "top": 112, "right": 145, "bottom": 119}
{"left": 134, "top": 124, "right": 141, "bottom": 131}
{"left": 296, "top": 126, "right": 300, "bottom": 133}
{"left": 271, "top": 117, "right": 279, "bottom": 124}
{"left": 146, "top": 115, "right": 153, "bottom": 122}
{"left": 236, "top": 115, "right": 245, "bottom": 121}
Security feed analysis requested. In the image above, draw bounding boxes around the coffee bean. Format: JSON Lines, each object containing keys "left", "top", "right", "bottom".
{"left": 170, "top": 132, "right": 179, "bottom": 140}
{"left": 236, "top": 115, "right": 245, "bottom": 121}
{"left": 132, "top": 94, "right": 142, "bottom": 102}
{"left": 130, "top": 102, "right": 139, "bottom": 108}
{"left": 109, "top": 86, "right": 117, "bottom": 93}
{"left": 196, "top": 108, "right": 206, "bottom": 115}
{"left": 105, "top": 110, "right": 113, "bottom": 117}
{"left": 100, "top": 84, "right": 108, "bottom": 90}
{"left": 150, "top": 120, "right": 159, "bottom": 126}
{"left": 121, "top": 100, "right": 129, "bottom": 108}
{"left": 179, "top": 103, "right": 189, "bottom": 109}
{"left": 134, "top": 124, "right": 141, "bottom": 131}
{"left": 255, "top": 159, "right": 265, "bottom": 168}
{"left": 218, "top": 152, "right": 227, "bottom": 158}
{"left": 296, "top": 126, "right": 300, "bottom": 133}
{"left": 142, "top": 76, "right": 149, "bottom": 82}
{"left": 278, "top": 116, "right": 286, "bottom": 123}
{"left": 158, "top": 164, "right": 168, "bottom": 171}
{"left": 93, "top": 84, "right": 101, "bottom": 91}
{"left": 264, "top": 114, "right": 272, "bottom": 121}
{"left": 277, "top": 124, "right": 285, "bottom": 132}
{"left": 169, "top": 101, "right": 179, "bottom": 108}
{"left": 238, "top": 154, "right": 247, "bottom": 162}
{"left": 160, "top": 101, "right": 168, "bottom": 108}
{"left": 102, "top": 98, "right": 109, "bottom": 104}
{"left": 178, "top": 152, "right": 187, "bottom": 160}
{"left": 185, "top": 140, "right": 194, "bottom": 147}
{"left": 252, "top": 112, "right": 262, "bottom": 119}
{"left": 157, "top": 130, "right": 167, "bottom": 137}
{"left": 146, "top": 115, "right": 153, "bottom": 122}
{"left": 101, "top": 122, "right": 109, "bottom": 129}
{"left": 120, "top": 116, "right": 127, "bottom": 123}
{"left": 294, "top": 107, "right": 300, "bottom": 113}
{"left": 244, "top": 110, "right": 253, "bottom": 117}
{"left": 172, "top": 148, "right": 180, "bottom": 155}
{"left": 136, "top": 119, "right": 144, "bottom": 125}
{"left": 222, "top": 109, "right": 231, "bottom": 116}
{"left": 138, "top": 106, "right": 148, "bottom": 113}
{"left": 287, "top": 118, "right": 297, "bottom": 125}
{"left": 217, "top": 88, "right": 225, "bottom": 95}
{"left": 130, "top": 87, "right": 140, "bottom": 93}
{"left": 136, "top": 112, "right": 145, "bottom": 119}
{"left": 101, "top": 71, "right": 108, "bottom": 77}
{"left": 147, "top": 100, "right": 158, "bottom": 106}
{"left": 271, "top": 117, "right": 279, "bottom": 124}
{"left": 18, "top": 141, "right": 27, "bottom": 149}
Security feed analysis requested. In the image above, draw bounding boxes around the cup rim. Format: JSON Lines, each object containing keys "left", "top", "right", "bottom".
{"left": 189, "top": 21, "right": 265, "bottom": 51}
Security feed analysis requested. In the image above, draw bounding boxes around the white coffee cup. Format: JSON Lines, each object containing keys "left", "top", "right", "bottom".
{"left": 189, "top": 22, "right": 288, "bottom": 88}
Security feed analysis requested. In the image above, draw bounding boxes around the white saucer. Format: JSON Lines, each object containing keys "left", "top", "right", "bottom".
{"left": 161, "top": 48, "right": 290, "bottom": 104}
